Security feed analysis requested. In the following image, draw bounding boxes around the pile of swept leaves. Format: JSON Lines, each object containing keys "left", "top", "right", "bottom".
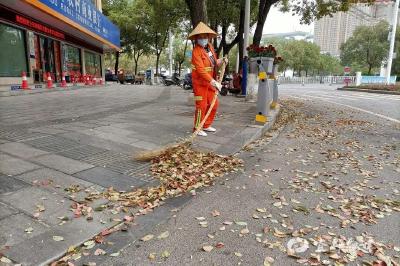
{"left": 100, "top": 145, "right": 243, "bottom": 211}
{"left": 151, "top": 144, "right": 243, "bottom": 192}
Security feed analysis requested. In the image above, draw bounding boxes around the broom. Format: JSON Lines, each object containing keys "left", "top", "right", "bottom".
{"left": 134, "top": 58, "right": 228, "bottom": 162}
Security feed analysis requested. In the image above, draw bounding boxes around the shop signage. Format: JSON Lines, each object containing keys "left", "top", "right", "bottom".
{"left": 37, "top": 0, "right": 120, "bottom": 48}
{"left": 16, "top": 15, "right": 65, "bottom": 39}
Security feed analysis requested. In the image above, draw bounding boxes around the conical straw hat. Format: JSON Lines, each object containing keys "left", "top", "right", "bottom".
{"left": 188, "top": 22, "right": 217, "bottom": 40}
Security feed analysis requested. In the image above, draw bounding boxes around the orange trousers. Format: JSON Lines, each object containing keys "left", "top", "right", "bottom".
{"left": 193, "top": 84, "right": 219, "bottom": 131}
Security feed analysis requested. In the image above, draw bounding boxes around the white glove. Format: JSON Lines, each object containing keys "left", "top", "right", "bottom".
{"left": 210, "top": 79, "right": 222, "bottom": 92}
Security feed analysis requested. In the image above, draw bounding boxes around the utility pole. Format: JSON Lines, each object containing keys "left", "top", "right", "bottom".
{"left": 169, "top": 29, "right": 173, "bottom": 75}
{"left": 243, "top": 0, "right": 250, "bottom": 57}
{"left": 240, "top": 0, "right": 250, "bottom": 97}
{"left": 386, "top": 0, "right": 400, "bottom": 84}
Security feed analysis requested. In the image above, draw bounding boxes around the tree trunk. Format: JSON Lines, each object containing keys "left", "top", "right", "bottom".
{"left": 178, "top": 40, "right": 189, "bottom": 76}
{"left": 114, "top": 51, "right": 120, "bottom": 75}
{"left": 368, "top": 64, "right": 372, "bottom": 75}
{"left": 156, "top": 53, "right": 161, "bottom": 76}
{"left": 185, "top": 0, "right": 208, "bottom": 27}
{"left": 253, "top": 0, "right": 279, "bottom": 46}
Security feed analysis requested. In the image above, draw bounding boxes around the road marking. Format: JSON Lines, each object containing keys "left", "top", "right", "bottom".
{"left": 289, "top": 95, "right": 400, "bottom": 124}
{"left": 305, "top": 92, "right": 400, "bottom": 101}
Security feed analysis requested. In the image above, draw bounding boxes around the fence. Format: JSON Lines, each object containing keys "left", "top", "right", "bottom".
{"left": 278, "top": 76, "right": 356, "bottom": 84}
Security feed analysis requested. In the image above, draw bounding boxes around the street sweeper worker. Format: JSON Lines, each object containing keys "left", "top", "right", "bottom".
{"left": 188, "top": 22, "right": 228, "bottom": 137}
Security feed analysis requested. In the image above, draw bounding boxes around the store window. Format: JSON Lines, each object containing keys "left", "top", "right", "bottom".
{"left": 84, "top": 51, "right": 101, "bottom": 76}
{"left": 62, "top": 44, "right": 82, "bottom": 75}
{"left": 0, "top": 23, "right": 27, "bottom": 77}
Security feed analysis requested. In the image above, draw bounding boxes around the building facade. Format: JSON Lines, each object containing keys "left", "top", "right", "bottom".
{"left": 314, "top": 2, "right": 396, "bottom": 56}
{"left": 0, "top": 0, "right": 120, "bottom": 86}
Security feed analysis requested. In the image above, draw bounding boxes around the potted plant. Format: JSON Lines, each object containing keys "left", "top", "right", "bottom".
{"left": 246, "top": 44, "right": 278, "bottom": 74}
{"left": 272, "top": 56, "right": 283, "bottom": 76}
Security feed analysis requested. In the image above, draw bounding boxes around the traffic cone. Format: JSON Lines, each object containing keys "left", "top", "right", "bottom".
{"left": 99, "top": 77, "right": 103, "bottom": 85}
{"left": 61, "top": 72, "right": 67, "bottom": 88}
{"left": 93, "top": 76, "right": 97, "bottom": 86}
{"left": 46, "top": 72, "right": 53, "bottom": 89}
{"left": 21, "top": 71, "right": 30, "bottom": 90}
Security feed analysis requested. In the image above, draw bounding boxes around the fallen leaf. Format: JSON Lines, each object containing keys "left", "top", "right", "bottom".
{"left": 0, "top": 257, "right": 12, "bottom": 263}
{"left": 53, "top": 236, "right": 64, "bottom": 242}
{"left": 202, "top": 245, "right": 213, "bottom": 252}
{"left": 215, "top": 242, "right": 225, "bottom": 248}
{"left": 211, "top": 210, "right": 220, "bottom": 217}
{"left": 24, "top": 227, "right": 34, "bottom": 233}
{"left": 94, "top": 248, "right": 106, "bottom": 256}
{"left": 148, "top": 253, "right": 156, "bottom": 260}
{"left": 264, "top": 256, "right": 274, "bottom": 266}
{"left": 234, "top": 252, "right": 242, "bottom": 257}
{"left": 161, "top": 250, "right": 170, "bottom": 258}
{"left": 157, "top": 231, "right": 169, "bottom": 239}
{"left": 109, "top": 252, "right": 120, "bottom": 257}
{"left": 141, "top": 234, "right": 154, "bottom": 242}
{"left": 235, "top": 221, "right": 247, "bottom": 226}
{"left": 240, "top": 228, "right": 250, "bottom": 235}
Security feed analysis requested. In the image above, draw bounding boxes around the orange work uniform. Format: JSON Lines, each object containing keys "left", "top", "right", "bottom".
{"left": 191, "top": 43, "right": 219, "bottom": 130}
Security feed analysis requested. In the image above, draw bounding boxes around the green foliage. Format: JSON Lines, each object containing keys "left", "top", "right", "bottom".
{"left": 262, "top": 37, "right": 342, "bottom": 76}
{"left": 340, "top": 21, "right": 389, "bottom": 75}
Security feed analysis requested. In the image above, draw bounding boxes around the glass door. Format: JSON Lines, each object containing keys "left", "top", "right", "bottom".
{"left": 39, "top": 36, "right": 56, "bottom": 82}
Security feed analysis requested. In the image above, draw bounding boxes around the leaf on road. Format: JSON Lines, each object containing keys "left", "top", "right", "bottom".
{"left": 24, "top": 227, "right": 34, "bottom": 234}
{"left": 240, "top": 228, "right": 250, "bottom": 235}
{"left": 234, "top": 252, "right": 242, "bottom": 257}
{"left": 141, "top": 234, "right": 154, "bottom": 242}
{"left": 264, "top": 256, "right": 274, "bottom": 266}
{"left": 53, "top": 236, "right": 64, "bottom": 242}
{"left": 235, "top": 221, "right": 247, "bottom": 226}
{"left": 148, "top": 253, "right": 156, "bottom": 260}
{"left": 157, "top": 231, "right": 169, "bottom": 239}
{"left": 109, "top": 252, "right": 120, "bottom": 257}
{"left": 161, "top": 250, "right": 170, "bottom": 258}
{"left": 211, "top": 210, "right": 220, "bottom": 217}
{"left": 94, "top": 248, "right": 106, "bottom": 256}
{"left": 202, "top": 245, "right": 213, "bottom": 252}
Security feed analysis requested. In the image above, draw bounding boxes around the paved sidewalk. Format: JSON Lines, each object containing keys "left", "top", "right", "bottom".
{"left": 0, "top": 84, "right": 279, "bottom": 265}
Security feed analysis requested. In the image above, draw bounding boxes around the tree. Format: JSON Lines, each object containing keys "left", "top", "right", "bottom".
{"left": 252, "top": 0, "right": 378, "bottom": 46}
{"left": 147, "top": 0, "right": 186, "bottom": 76}
{"left": 185, "top": 0, "right": 208, "bottom": 26}
{"left": 340, "top": 21, "right": 389, "bottom": 75}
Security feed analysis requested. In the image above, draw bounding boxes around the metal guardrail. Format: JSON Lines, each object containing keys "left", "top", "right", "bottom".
{"left": 278, "top": 76, "right": 356, "bottom": 84}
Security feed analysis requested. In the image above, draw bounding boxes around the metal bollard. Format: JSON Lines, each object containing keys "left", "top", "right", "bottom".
{"left": 255, "top": 60, "right": 271, "bottom": 124}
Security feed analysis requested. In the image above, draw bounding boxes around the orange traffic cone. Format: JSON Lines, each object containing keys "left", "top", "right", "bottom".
{"left": 93, "top": 76, "right": 97, "bottom": 86}
{"left": 21, "top": 71, "right": 30, "bottom": 90}
{"left": 61, "top": 72, "right": 67, "bottom": 88}
{"left": 46, "top": 72, "right": 53, "bottom": 89}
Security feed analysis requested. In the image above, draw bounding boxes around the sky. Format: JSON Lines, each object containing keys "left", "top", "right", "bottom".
{"left": 262, "top": 6, "right": 314, "bottom": 34}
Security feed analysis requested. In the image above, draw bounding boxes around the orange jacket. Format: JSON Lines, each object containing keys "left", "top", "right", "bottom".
{"left": 191, "top": 43, "right": 218, "bottom": 87}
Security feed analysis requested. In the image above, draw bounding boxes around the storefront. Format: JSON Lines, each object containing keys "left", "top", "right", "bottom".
{"left": 0, "top": 0, "right": 120, "bottom": 86}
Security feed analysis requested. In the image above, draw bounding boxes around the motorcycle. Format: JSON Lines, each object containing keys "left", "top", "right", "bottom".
{"left": 220, "top": 74, "right": 240, "bottom": 96}
{"left": 163, "top": 73, "right": 182, "bottom": 87}
{"left": 183, "top": 73, "right": 192, "bottom": 90}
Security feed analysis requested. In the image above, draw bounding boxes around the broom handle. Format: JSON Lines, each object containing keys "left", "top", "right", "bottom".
{"left": 191, "top": 57, "right": 227, "bottom": 140}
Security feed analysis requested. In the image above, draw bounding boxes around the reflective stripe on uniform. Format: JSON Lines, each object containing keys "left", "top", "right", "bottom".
{"left": 191, "top": 65, "right": 213, "bottom": 73}
{"left": 194, "top": 96, "right": 203, "bottom": 101}
{"left": 195, "top": 109, "right": 202, "bottom": 129}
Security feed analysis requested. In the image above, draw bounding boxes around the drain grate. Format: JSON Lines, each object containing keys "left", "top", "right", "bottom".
{"left": 57, "top": 145, "right": 108, "bottom": 160}
{"left": 23, "top": 135, "right": 81, "bottom": 152}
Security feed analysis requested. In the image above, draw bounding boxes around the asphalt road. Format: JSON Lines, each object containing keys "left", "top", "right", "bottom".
{"left": 278, "top": 84, "right": 400, "bottom": 122}
{"left": 102, "top": 88, "right": 400, "bottom": 265}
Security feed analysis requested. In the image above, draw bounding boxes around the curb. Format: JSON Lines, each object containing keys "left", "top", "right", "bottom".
{"left": 0, "top": 84, "right": 112, "bottom": 97}
{"left": 338, "top": 87, "right": 400, "bottom": 95}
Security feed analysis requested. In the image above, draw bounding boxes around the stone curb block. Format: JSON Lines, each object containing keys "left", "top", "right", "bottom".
{"left": 337, "top": 87, "right": 400, "bottom": 95}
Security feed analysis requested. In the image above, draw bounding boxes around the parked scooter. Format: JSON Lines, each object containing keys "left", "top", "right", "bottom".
{"left": 183, "top": 73, "right": 192, "bottom": 90}
{"left": 163, "top": 73, "right": 182, "bottom": 87}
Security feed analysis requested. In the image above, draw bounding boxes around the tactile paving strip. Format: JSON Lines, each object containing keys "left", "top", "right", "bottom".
{"left": 23, "top": 135, "right": 81, "bottom": 152}
{"left": 0, "top": 129, "right": 46, "bottom": 142}
{"left": 57, "top": 145, "right": 108, "bottom": 160}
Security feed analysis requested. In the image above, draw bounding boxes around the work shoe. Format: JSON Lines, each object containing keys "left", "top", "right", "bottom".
{"left": 203, "top": 126, "right": 216, "bottom": 132}
{"left": 197, "top": 130, "right": 208, "bottom": 137}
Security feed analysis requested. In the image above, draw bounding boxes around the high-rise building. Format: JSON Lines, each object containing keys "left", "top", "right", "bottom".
{"left": 314, "top": 2, "right": 396, "bottom": 57}
{"left": 0, "top": 0, "right": 120, "bottom": 86}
